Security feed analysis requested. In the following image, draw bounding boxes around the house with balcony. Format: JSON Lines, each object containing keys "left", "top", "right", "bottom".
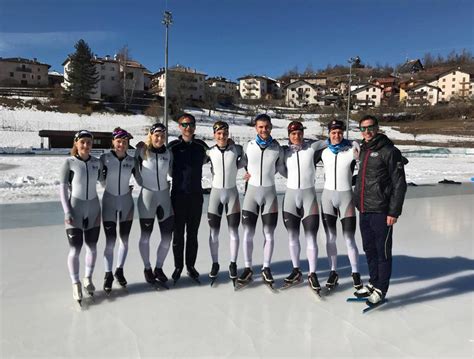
{"left": 0, "top": 57, "right": 50, "bottom": 87}
{"left": 238, "top": 75, "right": 282, "bottom": 100}
{"left": 289, "top": 75, "right": 327, "bottom": 87}
{"left": 350, "top": 84, "right": 383, "bottom": 108}
{"left": 284, "top": 80, "right": 326, "bottom": 108}
{"left": 427, "top": 68, "right": 471, "bottom": 102}
{"left": 206, "top": 77, "right": 238, "bottom": 97}
{"left": 150, "top": 65, "right": 207, "bottom": 101}
{"left": 406, "top": 83, "right": 442, "bottom": 106}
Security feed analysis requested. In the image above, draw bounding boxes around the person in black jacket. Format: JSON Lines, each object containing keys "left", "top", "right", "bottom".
{"left": 353, "top": 115, "right": 407, "bottom": 306}
{"left": 168, "top": 113, "right": 209, "bottom": 284}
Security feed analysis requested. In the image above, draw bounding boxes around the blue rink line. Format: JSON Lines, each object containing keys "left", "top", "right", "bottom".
{"left": 0, "top": 183, "right": 472, "bottom": 230}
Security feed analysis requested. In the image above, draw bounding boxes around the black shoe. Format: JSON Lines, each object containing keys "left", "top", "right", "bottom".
{"left": 261, "top": 267, "right": 274, "bottom": 284}
{"left": 172, "top": 267, "right": 183, "bottom": 283}
{"left": 284, "top": 267, "right": 302, "bottom": 283}
{"left": 209, "top": 263, "right": 220, "bottom": 279}
{"left": 308, "top": 272, "right": 321, "bottom": 291}
{"left": 352, "top": 272, "right": 363, "bottom": 290}
{"left": 144, "top": 268, "right": 156, "bottom": 284}
{"left": 229, "top": 262, "right": 237, "bottom": 279}
{"left": 114, "top": 267, "right": 127, "bottom": 287}
{"left": 154, "top": 267, "right": 168, "bottom": 283}
{"left": 187, "top": 266, "right": 200, "bottom": 280}
{"left": 326, "top": 270, "right": 339, "bottom": 288}
{"left": 238, "top": 267, "right": 253, "bottom": 283}
{"left": 103, "top": 271, "right": 114, "bottom": 293}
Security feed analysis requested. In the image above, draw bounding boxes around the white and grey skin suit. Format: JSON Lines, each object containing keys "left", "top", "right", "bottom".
{"left": 320, "top": 141, "right": 361, "bottom": 279}
{"left": 207, "top": 143, "right": 246, "bottom": 273}
{"left": 280, "top": 139, "right": 326, "bottom": 276}
{"left": 99, "top": 151, "right": 140, "bottom": 277}
{"left": 59, "top": 154, "right": 102, "bottom": 285}
{"left": 241, "top": 139, "right": 284, "bottom": 275}
{"left": 135, "top": 145, "right": 174, "bottom": 275}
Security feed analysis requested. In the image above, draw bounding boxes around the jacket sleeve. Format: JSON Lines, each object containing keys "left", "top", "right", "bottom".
{"left": 59, "top": 159, "right": 72, "bottom": 217}
{"left": 386, "top": 147, "right": 407, "bottom": 217}
{"left": 99, "top": 155, "right": 107, "bottom": 187}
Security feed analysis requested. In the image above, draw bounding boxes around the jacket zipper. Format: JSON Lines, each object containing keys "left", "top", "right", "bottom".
{"left": 296, "top": 151, "right": 300, "bottom": 189}
{"left": 334, "top": 153, "right": 338, "bottom": 190}
{"left": 155, "top": 153, "right": 161, "bottom": 190}
{"left": 118, "top": 159, "right": 122, "bottom": 195}
{"left": 221, "top": 150, "right": 225, "bottom": 188}
{"left": 85, "top": 161, "right": 89, "bottom": 200}
{"left": 260, "top": 147, "right": 266, "bottom": 186}
{"left": 360, "top": 150, "right": 371, "bottom": 212}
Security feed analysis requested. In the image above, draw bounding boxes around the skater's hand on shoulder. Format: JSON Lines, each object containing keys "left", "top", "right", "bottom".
{"left": 136, "top": 141, "right": 145, "bottom": 149}
{"left": 386, "top": 216, "right": 397, "bottom": 226}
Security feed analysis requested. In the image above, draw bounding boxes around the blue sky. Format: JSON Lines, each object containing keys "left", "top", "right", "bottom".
{"left": 0, "top": 0, "right": 473, "bottom": 80}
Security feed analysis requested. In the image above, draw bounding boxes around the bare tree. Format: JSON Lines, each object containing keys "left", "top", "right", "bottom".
{"left": 116, "top": 45, "right": 131, "bottom": 110}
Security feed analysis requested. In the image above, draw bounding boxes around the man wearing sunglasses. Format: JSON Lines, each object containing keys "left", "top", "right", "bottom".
{"left": 353, "top": 115, "right": 407, "bottom": 307}
{"left": 168, "top": 113, "right": 209, "bottom": 284}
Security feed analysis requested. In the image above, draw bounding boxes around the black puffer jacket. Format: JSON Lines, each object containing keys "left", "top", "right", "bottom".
{"left": 354, "top": 134, "right": 407, "bottom": 217}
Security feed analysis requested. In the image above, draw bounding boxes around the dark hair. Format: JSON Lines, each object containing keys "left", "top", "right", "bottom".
{"left": 254, "top": 113, "right": 272, "bottom": 125}
{"left": 178, "top": 113, "right": 196, "bottom": 123}
{"left": 359, "top": 115, "right": 379, "bottom": 126}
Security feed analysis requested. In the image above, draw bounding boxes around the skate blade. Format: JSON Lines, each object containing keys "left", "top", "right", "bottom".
{"left": 210, "top": 277, "right": 217, "bottom": 287}
{"left": 155, "top": 281, "right": 169, "bottom": 290}
{"left": 279, "top": 279, "right": 303, "bottom": 290}
{"left": 263, "top": 282, "right": 278, "bottom": 293}
{"left": 363, "top": 299, "right": 388, "bottom": 313}
{"left": 347, "top": 297, "right": 368, "bottom": 302}
{"left": 310, "top": 288, "right": 323, "bottom": 300}
{"left": 234, "top": 279, "right": 253, "bottom": 291}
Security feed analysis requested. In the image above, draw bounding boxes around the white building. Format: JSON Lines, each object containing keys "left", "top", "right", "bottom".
{"left": 428, "top": 68, "right": 471, "bottom": 102}
{"left": 406, "top": 84, "right": 442, "bottom": 107}
{"left": 151, "top": 65, "right": 207, "bottom": 101}
{"left": 284, "top": 80, "right": 325, "bottom": 107}
{"left": 63, "top": 55, "right": 146, "bottom": 100}
{"left": 206, "top": 77, "right": 237, "bottom": 97}
{"left": 238, "top": 75, "right": 283, "bottom": 100}
{"left": 351, "top": 84, "right": 383, "bottom": 108}
{"left": 0, "top": 57, "right": 50, "bottom": 87}
{"left": 289, "top": 76, "right": 327, "bottom": 87}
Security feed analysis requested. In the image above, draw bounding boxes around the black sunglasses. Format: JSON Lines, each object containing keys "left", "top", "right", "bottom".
{"left": 180, "top": 122, "right": 196, "bottom": 128}
{"left": 360, "top": 125, "right": 378, "bottom": 132}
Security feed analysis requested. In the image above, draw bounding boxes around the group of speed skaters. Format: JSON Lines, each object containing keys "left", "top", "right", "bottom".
{"left": 60, "top": 112, "right": 407, "bottom": 308}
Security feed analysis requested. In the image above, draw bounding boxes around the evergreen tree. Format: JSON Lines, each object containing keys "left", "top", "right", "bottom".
{"left": 65, "top": 39, "right": 99, "bottom": 104}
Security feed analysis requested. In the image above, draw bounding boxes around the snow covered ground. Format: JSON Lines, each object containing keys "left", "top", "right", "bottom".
{"left": 0, "top": 184, "right": 473, "bottom": 358}
{"left": 0, "top": 106, "right": 473, "bottom": 203}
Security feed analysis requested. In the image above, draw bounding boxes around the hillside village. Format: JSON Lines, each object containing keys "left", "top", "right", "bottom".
{"left": 1, "top": 49, "right": 474, "bottom": 117}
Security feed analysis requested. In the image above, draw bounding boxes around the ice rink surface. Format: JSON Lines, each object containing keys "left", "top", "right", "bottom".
{"left": 1, "top": 184, "right": 473, "bottom": 358}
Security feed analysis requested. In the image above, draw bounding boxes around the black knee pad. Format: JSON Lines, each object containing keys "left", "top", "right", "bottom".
{"left": 140, "top": 218, "right": 155, "bottom": 233}
{"left": 208, "top": 213, "right": 222, "bottom": 229}
{"left": 282, "top": 211, "right": 300, "bottom": 230}
{"left": 156, "top": 206, "right": 165, "bottom": 221}
{"left": 159, "top": 216, "right": 174, "bottom": 234}
{"left": 302, "top": 214, "right": 320, "bottom": 233}
{"left": 262, "top": 212, "right": 278, "bottom": 227}
{"left": 119, "top": 220, "right": 133, "bottom": 237}
{"left": 322, "top": 213, "right": 337, "bottom": 231}
{"left": 242, "top": 210, "right": 258, "bottom": 227}
{"left": 66, "top": 228, "right": 83, "bottom": 247}
{"left": 84, "top": 227, "right": 100, "bottom": 245}
{"left": 103, "top": 221, "right": 117, "bottom": 238}
{"left": 341, "top": 217, "right": 356, "bottom": 234}
{"left": 227, "top": 213, "right": 240, "bottom": 228}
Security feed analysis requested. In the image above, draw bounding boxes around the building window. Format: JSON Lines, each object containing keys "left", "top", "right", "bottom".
{"left": 442, "top": 85, "right": 445, "bottom": 88}
{"left": 126, "top": 72, "right": 133, "bottom": 79}
{"left": 372, "top": 95, "right": 377, "bottom": 99}
{"left": 429, "top": 95, "right": 433, "bottom": 99}
{"left": 452, "top": 72, "right": 455, "bottom": 75}
{"left": 452, "top": 84, "right": 455, "bottom": 88}
{"left": 38, "top": 68, "right": 41, "bottom": 72}
{"left": 111, "top": 76, "right": 115, "bottom": 81}
{"left": 9, "top": 72, "right": 14, "bottom": 77}
{"left": 22, "top": 74, "right": 26, "bottom": 78}
{"left": 37, "top": 75, "right": 41, "bottom": 80}
{"left": 373, "top": 88, "right": 376, "bottom": 92}
{"left": 451, "top": 91, "right": 455, "bottom": 95}
{"left": 452, "top": 78, "right": 455, "bottom": 82}
{"left": 442, "top": 78, "right": 445, "bottom": 82}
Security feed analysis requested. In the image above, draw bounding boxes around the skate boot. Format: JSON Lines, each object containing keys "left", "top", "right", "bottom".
{"left": 103, "top": 272, "right": 114, "bottom": 295}
{"left": 209, "top": 263, "right": 220, "bottom": 278}
{"left": 261, "top": 267, "right": 274, "bottom": 284}
{"left": 284, "top": 267, "right": 303, "bottom": 284}
{"left": 237, "top": 267, "right": 253, "bottom": 284}
{"left": 325, "top": 270, "right": 339, "bottom": 289}
{"left": 352, "top": 272, "right": 363, "bottom": 290}
{"left": 308, "top": 272, "right": 321, "bottom": 292}
{"left": 154, "top": 267, "right": 168, "bottom": 283}
{"left": 83, "top": 277, "right": 95, "bottom": 296}
{"left": 229, "top": 262, "right": 237, "bottom": 279}
{"left": 354, "top": 283, "right": 374, "bottom": 298}
{"left": 114, "top": 267, "right": 127, "bottom": 287}
{"left": 187, "top": 266, "right": 201, "bottom": 284}
{"left": 171, "top": 267, "right": 183, "bottom": 284}
{"left": 72, "top": 282, "right": 83, "bottom": 305}
{"left": 366, "top": 287, "right": 384, "bottom": 306}
{"left": 144, "top": 268, "right": 156, "bottom": 284}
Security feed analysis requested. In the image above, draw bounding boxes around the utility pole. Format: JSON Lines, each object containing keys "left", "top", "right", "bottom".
{"left": 346, "top": 56, "right": 360, "bottom": 138}
{"left": 162, "top": 11, "right": 173, "bottom": 139}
